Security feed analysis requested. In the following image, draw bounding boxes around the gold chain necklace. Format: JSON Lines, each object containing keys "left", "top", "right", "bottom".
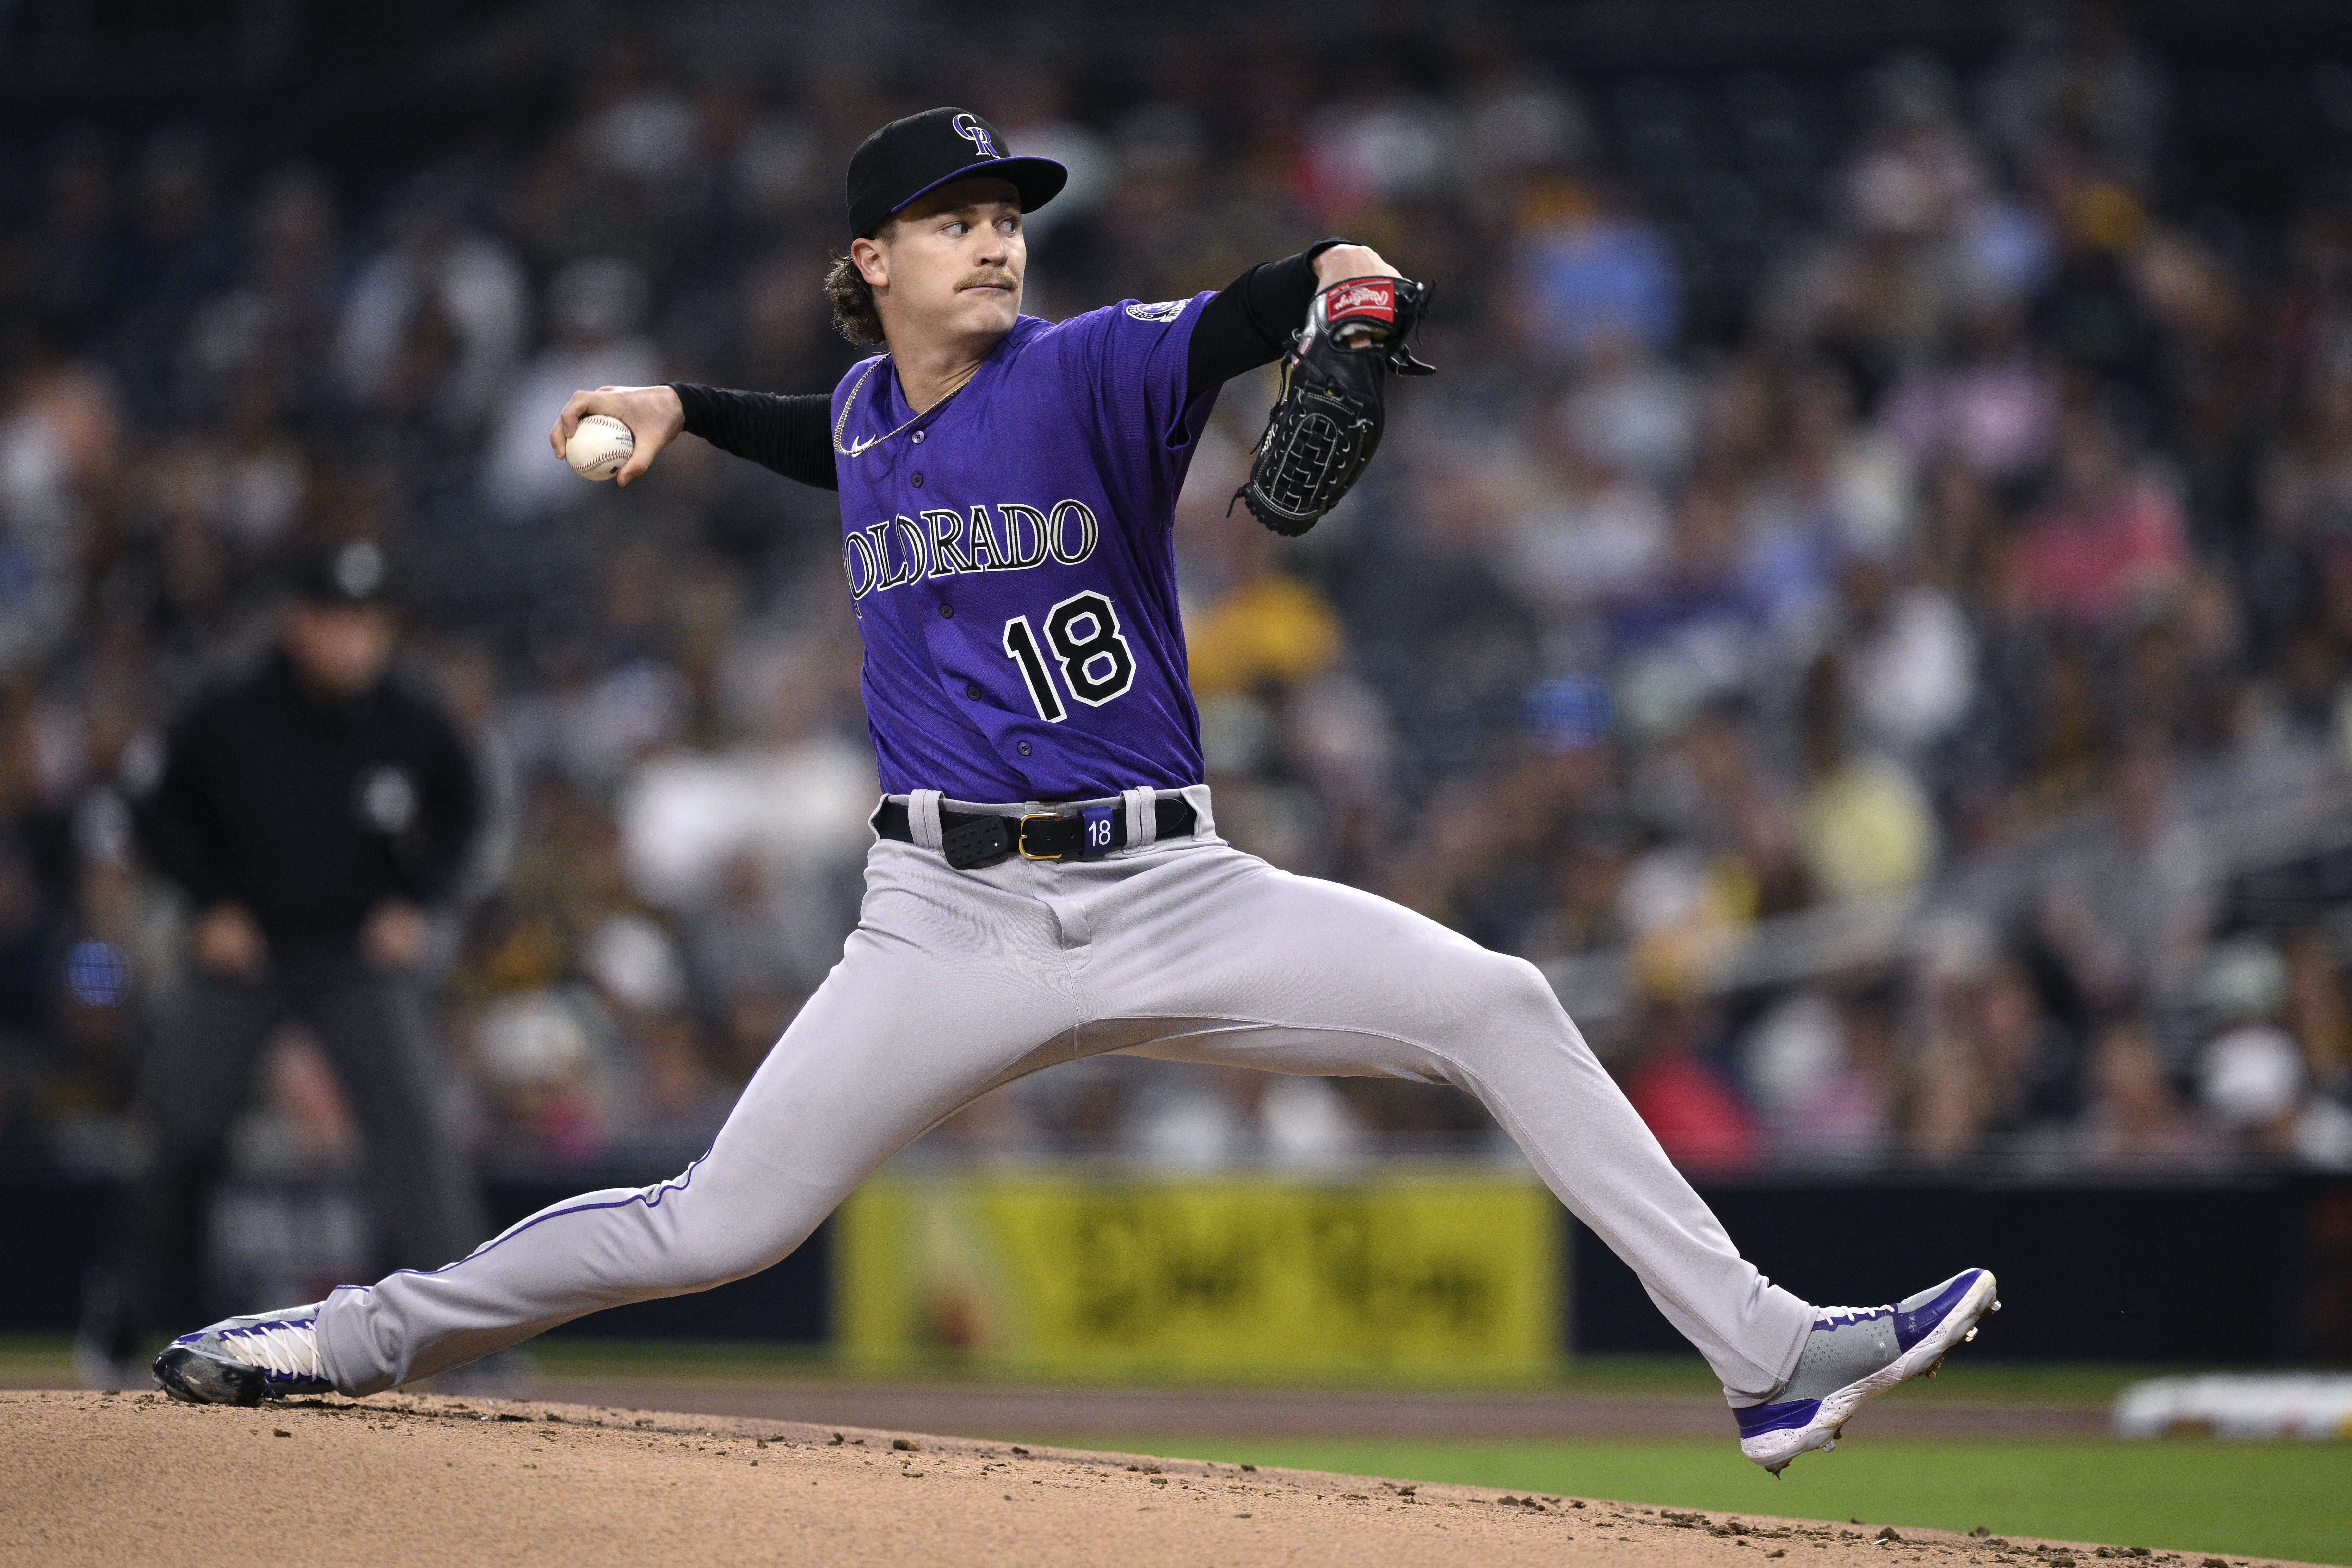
{"left": 831, "top": 356, "right": 977, "bottom": 458}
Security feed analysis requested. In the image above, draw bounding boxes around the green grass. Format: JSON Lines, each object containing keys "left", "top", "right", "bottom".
{"left": 1041, "top": 1436, "right": 2350, "bottom": 1566}
{"left": 1449, "top": 1354, "right": 2178, "bottom": 1407}
{"left": 0, "top": 1334, "right": 72, "bottom": 1384}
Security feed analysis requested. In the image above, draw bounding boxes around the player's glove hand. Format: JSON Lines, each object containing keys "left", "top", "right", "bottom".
{"left": 1232, "top": 275, "right": 1434, "bottom": 537}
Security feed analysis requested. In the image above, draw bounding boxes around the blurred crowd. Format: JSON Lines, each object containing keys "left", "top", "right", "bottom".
{"left": 5, "top": 4, "right": 2352, "bottom": 1184}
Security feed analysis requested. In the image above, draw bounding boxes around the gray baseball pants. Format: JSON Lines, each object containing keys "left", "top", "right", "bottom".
{"left": 319, "top": 789, "right": 1813, "bottom": 1401}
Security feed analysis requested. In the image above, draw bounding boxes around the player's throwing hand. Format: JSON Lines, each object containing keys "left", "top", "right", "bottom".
{"left": 548, "top": 383, "right": 685, "bottom": 487}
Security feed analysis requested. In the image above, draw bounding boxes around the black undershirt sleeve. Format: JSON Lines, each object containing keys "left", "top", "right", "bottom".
{"left": 1184, "top": 237, "right": 1351, "bottom": 402}
{"left": 668, "top": 383, "right": 838, "bottom": 491}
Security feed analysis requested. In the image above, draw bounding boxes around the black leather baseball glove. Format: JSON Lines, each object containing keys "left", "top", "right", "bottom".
{"left": 1232, "top": 275, "right": 1435, "bottom": 537}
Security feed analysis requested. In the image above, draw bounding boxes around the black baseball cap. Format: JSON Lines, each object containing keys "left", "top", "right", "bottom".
{"left": 288, "top": 538, "right": 393, "bottom": 607}
{"left": 846, "top": 107, "right": 1067, "bottom": 239}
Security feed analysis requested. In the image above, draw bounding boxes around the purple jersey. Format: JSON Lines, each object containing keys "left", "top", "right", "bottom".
{"left": 831, "top": 295, "right": 1219, "bottom": 801}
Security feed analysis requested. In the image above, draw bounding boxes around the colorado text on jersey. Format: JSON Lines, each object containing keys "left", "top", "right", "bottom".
{"left": 842, "top": 499, "right": 1101, "bottom": 599}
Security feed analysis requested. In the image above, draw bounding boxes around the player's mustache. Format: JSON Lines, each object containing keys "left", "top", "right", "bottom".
{"left": 960, "top": 272, "right": 1018, "bottom": 290}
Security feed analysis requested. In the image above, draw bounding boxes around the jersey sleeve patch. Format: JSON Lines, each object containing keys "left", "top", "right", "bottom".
{"left": 1124, "top": 299, "right": 1189, "bottom": 323}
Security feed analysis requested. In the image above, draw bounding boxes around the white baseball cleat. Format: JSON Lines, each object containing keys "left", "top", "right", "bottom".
{"left": 1733, "top": 1268, "right": 2001, "bottom": 1475}
{"left": 152, "top": 1303, "right": 336, "bottom": 1405}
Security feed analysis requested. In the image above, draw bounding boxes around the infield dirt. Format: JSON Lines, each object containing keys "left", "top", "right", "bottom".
{"left": 0, "top": 1389, "right": 2318, "bottom": 1568}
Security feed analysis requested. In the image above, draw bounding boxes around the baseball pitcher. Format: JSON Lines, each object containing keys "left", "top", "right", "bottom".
{"left": 155, "top": 107, "right": 1997, "bottom": 1475}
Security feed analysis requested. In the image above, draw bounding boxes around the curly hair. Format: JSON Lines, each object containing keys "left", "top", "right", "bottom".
{"left": 824, "top": 250, "right": 885, "bottom": 346}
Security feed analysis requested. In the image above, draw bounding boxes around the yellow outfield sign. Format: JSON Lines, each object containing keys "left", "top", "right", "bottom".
{"left": 835, "top": 1168, "right": 1561, "bottom": 1381}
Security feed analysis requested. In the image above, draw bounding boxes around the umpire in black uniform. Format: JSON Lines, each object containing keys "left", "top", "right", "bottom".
{"left": 83, "top": 539, "right": 487, "bottom": 1377}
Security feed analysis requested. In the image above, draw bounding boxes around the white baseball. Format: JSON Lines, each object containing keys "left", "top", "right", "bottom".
{"left": 566, "top": 414, "right": 635, "bottom": 481}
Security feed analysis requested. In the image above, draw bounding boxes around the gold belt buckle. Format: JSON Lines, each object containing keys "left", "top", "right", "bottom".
{"left": 1017, "top": 812, "right": 1066, "bottom": 861}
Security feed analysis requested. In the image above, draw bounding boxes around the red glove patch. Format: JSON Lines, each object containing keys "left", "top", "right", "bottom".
{"left": 1323, "top": 277, "right": 1397, "bottom": 330}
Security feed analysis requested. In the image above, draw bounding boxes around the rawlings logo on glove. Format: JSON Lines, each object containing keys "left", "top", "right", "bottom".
{"left": 1325, "top": 278, "right": 1397, "bottom": 325}
{"left": 1232, "top": 274, "right": 1434, "bottom": 537}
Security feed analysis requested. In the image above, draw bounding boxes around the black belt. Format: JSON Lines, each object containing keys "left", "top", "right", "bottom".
{"left": 875, "top": 796, "right": 1198, "bottom": 870}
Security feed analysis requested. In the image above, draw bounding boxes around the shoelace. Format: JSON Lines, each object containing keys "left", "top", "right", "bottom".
{"left": 1814, "top": 1304, "right": 1892, "bottom": 1327}
{"left": 219, "top": 1320, "right": 324, "bottom": 1379}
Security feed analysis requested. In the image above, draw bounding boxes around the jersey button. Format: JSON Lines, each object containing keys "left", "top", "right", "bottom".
{"left": 911, "top": 472, "right": 924, "bottom": 487}
{"left": 1018, "top": 741, "right": 1033, "bottom": 756}
{"left": 965, "top": 682, "right": 982, "bottom": 700}
{"left": 912, "top": 431, "right": 925, "bottom": 444}
{"left": 938, "top": 602, "right": 954, "bottom": 619}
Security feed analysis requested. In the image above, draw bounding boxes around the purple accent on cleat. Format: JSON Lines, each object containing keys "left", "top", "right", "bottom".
{"left": 208, "top": 1316, "right": 330, "bottom": 1388}
{"left": 1734, "top": 1267, "right": 2000, "bottom": 1476}
{"left": 1893, "top": 1269, "right": 1984, "bottom": 1352}
{"left": 1734, "top": 1398, "right": 1823, "bottom": 1439}
{"left": 157, "top": 1307, "right": 335, "bottom": 1401}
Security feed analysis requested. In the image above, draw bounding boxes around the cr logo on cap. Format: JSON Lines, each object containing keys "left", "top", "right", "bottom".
{"left": 951, "top": 112, "right": 997, "bottom": 159}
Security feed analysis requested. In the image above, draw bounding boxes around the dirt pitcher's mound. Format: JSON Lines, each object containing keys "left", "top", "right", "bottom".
{"left": 0, "top": 1391, "right": 2314, "bottom": 1568}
